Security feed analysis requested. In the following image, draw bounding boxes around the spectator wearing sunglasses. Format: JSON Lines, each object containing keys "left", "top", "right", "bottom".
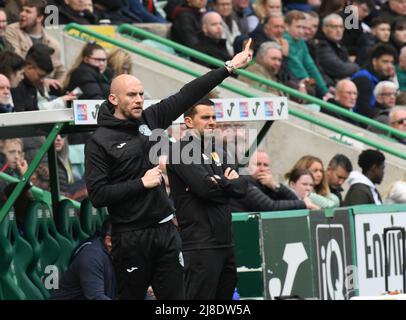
{"left": 389, "top": 106, "right": 406, "bottom": 144}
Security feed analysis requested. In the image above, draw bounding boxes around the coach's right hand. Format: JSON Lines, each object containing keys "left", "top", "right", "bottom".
{"left": 141, "top": 165, "right": 162, "bottom": 188}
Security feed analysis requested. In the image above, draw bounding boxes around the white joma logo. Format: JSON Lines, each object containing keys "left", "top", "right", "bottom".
{"left": 126, "top": 267, "right": 138, "bottom": 273}
{"left": 117, "top": 143, "right": 127, "bottom": 149}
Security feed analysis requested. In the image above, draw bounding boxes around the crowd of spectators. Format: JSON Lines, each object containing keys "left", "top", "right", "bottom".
{"left": 2, "top": 0, "right": 406, "bottom": 301}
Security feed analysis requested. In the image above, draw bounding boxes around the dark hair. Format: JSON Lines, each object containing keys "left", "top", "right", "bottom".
{"left": 370, "top": 16, "right": 392, "bottom": 29}
{"left": 358, "top": 149, "right": 385, "bottom": 172}
{"left": 318, "top": 0, "right": 346, "bottom": 17}
{"left": 26, "top": 44, "right": 54, "bottom": 74}
{"left": 328, "top": 154, "right": 353, "bottom": 172}
{"left": 81, "top": 42, "right": 105, "bottom": 59}
{"left": 392, "top": 16, "right": 406, "bottom": 31}
{"left": 354, "top": 0, "right": 375, "bottom": 11}
{"left": 286, "top": 168, "right": 314, "bottom": 184}
{"left": 101, "top": 216, "right": 112, "bottom": 238}
{"left": 370, "top": 43, "right": 398, "bottom": 61}
{"left": 4, "top": 182, "right": 32, "bottom": 199}
{"left": 184, "top": 97, "right": 214, "bottom": 119}
{"left": 0, "top": 51, "right": 26, "bottom": 79}
{"left": 25, "top": 0, "right": 47, "bottom": 17}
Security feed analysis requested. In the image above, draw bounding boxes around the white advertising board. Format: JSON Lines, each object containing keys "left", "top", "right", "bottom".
{"left": 73, "top": 97, "right": 289, "bottom": 125}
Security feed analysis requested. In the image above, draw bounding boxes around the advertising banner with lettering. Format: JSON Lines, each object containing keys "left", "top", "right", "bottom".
{"left": 310, "top": 209, "right": 355, "bottom": 300}
{"left": 354, "top": 209, "right": 406, "bottom": 296}
{"left": 260, "top": 211, "right": 315, "bottom": 299}
{"left": 73, "top": 97, "right": 288, "bottom": 125}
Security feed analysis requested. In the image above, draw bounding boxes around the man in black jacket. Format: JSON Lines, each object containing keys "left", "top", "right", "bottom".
{"left": 230, "top": 149, "right": 312, "bottom": 212}
{"left": 344, "top": 149, "right": 385, "bottom": 206}
{"left": 192, "top": 11, "right": 231, "bottom": 68}
{"left": 85, "top": 40, "right": 253, "bottom": 300}
{"left": 316, "top": 13, "right": 359, "bottom": 86}
{"left": 170, "top": 0, "right": 206, "bottom": 48}
{"left": 166, "top": 98, "right": 248, "bottom": 300}
{"left": 11, "top": 45, "right": 53, "bottom": 112}
{"left": 325, "top": 154, "right": 352, "bottom": 205}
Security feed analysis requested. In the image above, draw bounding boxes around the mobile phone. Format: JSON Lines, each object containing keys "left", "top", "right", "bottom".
{"left": 72, "top": 87, "right": 83, "bottom": 96}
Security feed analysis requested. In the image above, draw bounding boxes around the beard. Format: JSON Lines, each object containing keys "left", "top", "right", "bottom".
{"left": 0, "top": 95, "right": 11, "bottom": 105}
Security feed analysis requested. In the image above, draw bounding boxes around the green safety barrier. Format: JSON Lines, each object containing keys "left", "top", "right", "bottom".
{"left": 232, "top": 204, "right": 406, "bottom": 300}
{"left": 64, "top": 23, "right": 406, "bottom": 161}
{"left": 0, "top": 172, "right": 81, "bottom": 211}
{"left": 232, "top": 213, "right": 263, "bottom": 298}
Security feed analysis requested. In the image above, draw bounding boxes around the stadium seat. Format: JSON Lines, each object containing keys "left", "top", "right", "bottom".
{"left": 80, "top": 198, "right": 103, "bottom": 236}
{"left": 24, "top": 201, "right": 61, "bottom": 299}
{"left": 141, "top": 39, "right": 177, "bottom": 55}
{"left": 0, "top": 207, "right": 44, "bottom": 300}
{"left": 44, "top": 206, "right": 73, "bottom": 275}
{"left": 56, "top": 199, "right": 89, "bottom": 249}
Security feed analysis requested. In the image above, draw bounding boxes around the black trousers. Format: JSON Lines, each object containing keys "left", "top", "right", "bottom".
{"left": 183, "top": 247, "right": 237, "bottom": 300}
{"left": 112, "top": 221, "right": 184, "bottom": 300}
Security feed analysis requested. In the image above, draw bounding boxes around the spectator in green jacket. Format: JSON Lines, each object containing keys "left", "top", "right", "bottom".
{"left": 396, "top": 46, "right": 406, "bottom": 91}
{"left": 283, "top": 10, "right": 330, "bottom": 98}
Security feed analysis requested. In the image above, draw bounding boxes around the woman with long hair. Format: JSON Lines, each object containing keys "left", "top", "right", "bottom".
{"left": 107, "top": 48, "right": 132, "bottom": 76}
{"left": 0, "top": 50, "right": 25, "bottom": 88}
{"left": 64, "top": 42, "right": 113, "bottom": 100}
{"left": 286, "top": 155, "right": 340, "bottom": 208}
{"left": 286, "top": 168, "right": 320, "bottom": 209}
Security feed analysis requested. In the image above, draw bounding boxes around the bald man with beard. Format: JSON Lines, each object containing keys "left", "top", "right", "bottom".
{"left": 192, "top": 12, "right": 232, "bottom": 68}
{"left": 84, "top": 40, "right": 253, "bottom": 300}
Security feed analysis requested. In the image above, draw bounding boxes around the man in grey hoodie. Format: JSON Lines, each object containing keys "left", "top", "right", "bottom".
{"left": 344, "top": 149, "right": 385, "bottom": 206}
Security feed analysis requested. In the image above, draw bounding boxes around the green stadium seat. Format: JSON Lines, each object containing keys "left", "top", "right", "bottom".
{"left": 24, "top": 201, "right": 61, "bottom": 299}
{"left": 0, "top": 208, "right": 44, "bottom": 300}
{"left": 80, "top": 198, "right": 103, "bottom": 236}
{"left": 44, "top": 207, "right": 73, "bottom": 275}
{"left": 141, "top": 39, "right": 176, "bottom": 55}
{"left": 56, "top": 199, "right": 89, "bottom": 249}
{"left": 99, "top": 207, "right": 109, "bottom": 221}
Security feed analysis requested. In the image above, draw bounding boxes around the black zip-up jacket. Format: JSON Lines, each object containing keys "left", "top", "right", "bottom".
{"left": 316, "top": 34, "right": 360, "bottom": 83}
{"left": 11, "top": 77, "right": 38, "bottom": 112}
{"left": 167, "top": 135, "right": 248, "bottom": 250}
{"left": 85, "top": 67, "right": 231, "bottom": 232}
{"left": 229, "top": 176, "right": 306, "bottom": 212}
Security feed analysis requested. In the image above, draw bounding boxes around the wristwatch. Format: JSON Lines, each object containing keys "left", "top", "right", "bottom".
{"left": 224, "top": 60, "right": 236, "bottom": 73}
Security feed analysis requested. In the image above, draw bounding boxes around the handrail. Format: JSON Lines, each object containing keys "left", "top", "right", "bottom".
{"left": 0, "top": 172, "right": 80, "bottom": 210}
{"left": 64, "top": 23, "right": 406, "bottom": 160}
{"left": 117, "top": 23, "right": 406, "bottom": 141}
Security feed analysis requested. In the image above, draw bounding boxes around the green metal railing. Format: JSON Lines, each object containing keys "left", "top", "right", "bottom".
{"left": 0, "top": 172, "right": 80, "bottom": 210}
{"left": 117, "top": 23, "right": 406, "bottom": 141}
{"left": 0, "top": 123, "right": 81, "bottom": 223}
{"left": 64, "top": 23, "right": 406, "bottom": 160}
{"left": 0, "top": 124, "right": 63, "bottom": 221}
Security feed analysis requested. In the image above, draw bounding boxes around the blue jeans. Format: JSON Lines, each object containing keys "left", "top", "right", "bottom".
{"left": 128, "top": 0, "right": 167, "bottom": 23}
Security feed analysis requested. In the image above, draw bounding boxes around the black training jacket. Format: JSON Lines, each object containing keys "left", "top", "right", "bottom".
{"left": 85, "top": 67, "right": 230, "bottom": 232}
{"left": 167, "top": 135, "right": 248, "bottom": 251}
